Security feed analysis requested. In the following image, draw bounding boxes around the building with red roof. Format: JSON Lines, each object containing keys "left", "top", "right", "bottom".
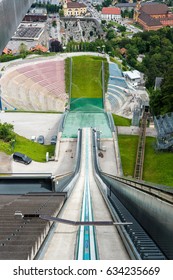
{"left": 30, "top": 44, "right": 48, "bottom": 53}
{"left": 101, "top": 7, "right": 121, "bottom": 20}
{"left": 134, "top": 2, "right": 173, "bottom": 31}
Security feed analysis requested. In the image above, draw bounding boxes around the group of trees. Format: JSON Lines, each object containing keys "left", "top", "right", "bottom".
{"left": 117, "top": 27, "right": 173, "bottom": 115}
{"left": 66, "top": 24, "right": 173, "bottom": 115}
{"left": 121, "top": 9, "right": 134, "bottom": 19}
{"left": 31, "top": 3, "right": 62, "bottom": 14}
{"left": 0, "top": 123, "right": 15, "bottom": 143}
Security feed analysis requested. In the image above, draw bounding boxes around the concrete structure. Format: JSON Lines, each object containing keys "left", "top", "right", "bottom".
{"left": 0, "top": 59, "right": 67, "bottom": 112}
{"left": 12, "top": 22, "right": 45, "bottom": 41}
{"left": 23, "top": 7, "right": 47, "bottom": 22}
{"left": 4, "top": 21, "right": 48, "bottom": 54}
{"left": 101, "top": 7, "right": 121, "bottom": 21}
{"left": 0, "top": 0, "right": 34, "bottom": 54}
{"left": 42, "top": 128, "right": 129, "bottom": 260}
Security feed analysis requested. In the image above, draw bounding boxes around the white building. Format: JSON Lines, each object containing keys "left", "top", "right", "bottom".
{"left": 101, "top": 7, "right": 121, "bottom": 20}
{"left": 123, "top": 70, "right": 141, "bottom": 87}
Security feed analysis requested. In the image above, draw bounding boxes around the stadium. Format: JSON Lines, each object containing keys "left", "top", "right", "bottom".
{"left": 0, "top": 0, "right": 173, "bottom": 261}
{"left": 0, "top": 53, "right": 173, "bottom": 260}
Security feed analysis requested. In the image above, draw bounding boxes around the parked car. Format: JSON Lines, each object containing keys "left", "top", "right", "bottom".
{"left": 31, "top": 135, "right": 36, "bottom": 142}
{"left": 51, "top": 135, "right": 57, "bottom": 145}
{"left": 37, "top": 135, "right": 44, "bottom": 145}
{"left": 13, "top": 152, "right": 32, "bottom": 165}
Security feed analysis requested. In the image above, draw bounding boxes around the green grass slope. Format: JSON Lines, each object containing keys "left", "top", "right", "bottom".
{"left": 71, "top": 56, "right": 104, "bottom": 99}
{"left": 0, "top": 134, "right": 55, "bottom": 162}
{"left": 118, "top": 135, "right": 173, "bottom": 187}
{"left": 112, "top": 114, "right": 131, "bottom": 126}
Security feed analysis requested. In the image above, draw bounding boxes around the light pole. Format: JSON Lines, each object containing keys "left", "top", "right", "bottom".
{"left": 97, "top": 46, "right": 100, "bottom": 56}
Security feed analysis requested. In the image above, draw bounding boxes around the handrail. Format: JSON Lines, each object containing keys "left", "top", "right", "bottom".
{"left": 102, "top": 171, "right": 173, "bottom": 197}
{"left": 92, "top": 129, "right": 141, "bottom": 260}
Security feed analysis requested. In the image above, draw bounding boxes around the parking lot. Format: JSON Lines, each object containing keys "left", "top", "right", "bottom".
{"left": 0, "top": 112, "right": 62, "bottom": 144}
{"left": 0, "top": 112, "right": 77, "bottom": 175}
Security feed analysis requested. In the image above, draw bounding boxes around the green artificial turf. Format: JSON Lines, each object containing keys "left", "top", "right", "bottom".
{"left": 112, "top": 114, "right": 131, "bottom": 126}
{"left": 71, "top": 56, "right": 105, "bottom": 99}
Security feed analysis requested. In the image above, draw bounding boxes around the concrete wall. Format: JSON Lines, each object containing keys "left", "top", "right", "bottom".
{"left": 104, "top": 175, "right": 173, "bottom": 259}
{"left": 0, "top": 0, "right": 34, "bottom": 53}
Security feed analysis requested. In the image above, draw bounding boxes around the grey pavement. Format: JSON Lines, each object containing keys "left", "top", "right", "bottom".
{"left": 0, "top": 152, "right": 12, "bottom": 173}
{"left": 117, "top": 126, "right": 157, "bottom": 137}
{"left": 98, "top": 139, "right": 118, "bottom": 176}
{"left": 0, "top": 112, "right": 62, "bottom": 144}
{"left": 0, "top": 112, "right": 76, "bottom": 175}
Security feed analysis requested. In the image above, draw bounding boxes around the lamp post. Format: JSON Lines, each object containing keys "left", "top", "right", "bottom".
{"left": 97, "top": 46, "right": 100, "bottom": 56}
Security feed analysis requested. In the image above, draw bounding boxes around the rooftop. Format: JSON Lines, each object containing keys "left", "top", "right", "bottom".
{"left": 67, "top": 2, "right": 87, "bottom": 8}
{"left": 30, "top": 44, "right": 48, "bottom": 53}
{"left": 12, "top": 23, "right": 44, "bottom": 40}
{"left": 102, "top": 7, "right": 121, "bottom": 15}
{"left": 139, "top": 12, "right": 162, "bottom": 27}
{"left": 123, "top": 70, "right": 141, "bottom": 80}
{"left": 141, "top": 3, "right": 169, "bottom": 15}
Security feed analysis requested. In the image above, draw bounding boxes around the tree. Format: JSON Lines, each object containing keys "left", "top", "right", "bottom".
{"left": 50, "top": 40, "right": 63, "bottom": 52}
{"left": 52, "top": 20, "right": 57, "bottom": 28}
{"left": 149, "top": 89, "right": 163, "bottom": 115}
{"left": 106, "top": 29, "right": 115, "bottom": 40}
{"left": 0, "top": 123, "right": 15, "bottom": 142}
{"left": 117, "top": 25, "right": 126, "bottom": 33}
{"left": 19, "top": 43, "right": 27, "bottom": 55}
{"left": 59, "top": 9, "right": 64, "bottom": 17}
{"left": 160, "top": 65, "right": 173, "bottom": 113}
{"left": 102, "top": 0, "right": 112, "bottom": 7}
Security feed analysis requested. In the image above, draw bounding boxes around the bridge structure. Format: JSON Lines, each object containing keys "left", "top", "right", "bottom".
{"left": 0, "top": 0, "right": 34, "bottom": 54}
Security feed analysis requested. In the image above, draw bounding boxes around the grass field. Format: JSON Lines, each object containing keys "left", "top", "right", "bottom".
{"left": 144, "top": 137, "right": 173, "bottom": 187}
{"left": 0, "top": 134, "right": 55, "bottom": 162}
{"left": 118, "top": 135, "right": 138, "bottom": 177}
{"left": 118, "top": 135, "right": 173, "bottom": 187}
{"left": 70, "top": 56, "right": 108, "bottom": 99}
{"left": 112, "top": 114, "right": 131, "bottom": 126}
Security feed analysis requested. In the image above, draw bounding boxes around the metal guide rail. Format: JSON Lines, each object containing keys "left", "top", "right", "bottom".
{"left": 75, "top": 128, "right": 97, "bottom": 260}
{"left": 101, "top": 172, "right": 173, "bottom": 205}
{"left": 92, "top": 129, "right": 167, "bottom": 260}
